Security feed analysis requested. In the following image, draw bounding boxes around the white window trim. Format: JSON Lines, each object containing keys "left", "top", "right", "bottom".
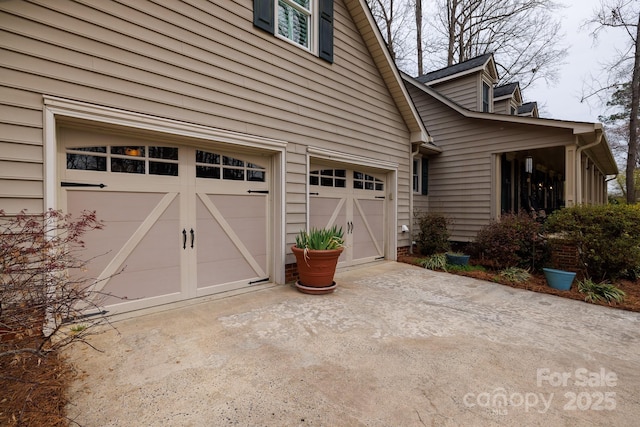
{"left": 275, "top": 0, "right": 317, "bottom": 54}
{"left": 481, "top": 79, "right": 492, "bottom": 113}
{"left": 412, "top": 157, "right": 422, "bottom": 194}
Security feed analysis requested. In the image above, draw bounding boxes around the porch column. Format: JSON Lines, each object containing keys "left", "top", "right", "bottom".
{"left": 492, "top": 153, "right": 500, "bottom": 219}
{"left": 565, "top": 146, "right": 576, "bottom": 207}
{"left": 590, "top": 162, "right": 596, "bottom": 204}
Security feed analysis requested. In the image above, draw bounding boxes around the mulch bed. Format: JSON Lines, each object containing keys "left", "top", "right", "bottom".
{"left": 399, "top": 256, "right": 640, "bottom": 313}
{"left": 0, "top": 339, "right": 74, "bottom": 426}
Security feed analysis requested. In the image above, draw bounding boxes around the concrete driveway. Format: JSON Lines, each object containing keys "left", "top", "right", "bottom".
{"left": 67, "top": 262, "right": 640, "bottom": 426}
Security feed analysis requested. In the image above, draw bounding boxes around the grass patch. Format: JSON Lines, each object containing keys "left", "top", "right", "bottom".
{"left": 446, "top": 263, "right": 486, "bottom": 273}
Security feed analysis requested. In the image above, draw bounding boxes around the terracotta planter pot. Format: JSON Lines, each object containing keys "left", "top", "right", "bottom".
{"left": 291, "top": 245, "right": 343, "bottom": 294}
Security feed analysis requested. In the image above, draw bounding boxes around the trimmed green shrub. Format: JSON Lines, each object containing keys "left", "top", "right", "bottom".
{"left": 415, "top": 212, "right": 450, "bottom": 256}
{"left": 473, "top": 211, "right": 547, "bottom": 270}
{"left": 545, "top": 204, "right": 640, "bottom": 280}
{"left": 498, "top": 267, "right": 531, "bottom": 283}
{"left": 418, "top": 253, "right": 448, "bottom": 271}
{"left": 577, "top": 279, "right": 626, "bottom": 305}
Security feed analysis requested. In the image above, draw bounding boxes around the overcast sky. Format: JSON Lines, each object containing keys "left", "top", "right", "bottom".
{"left": 530, "top": 0, "right": 631, "bottom": 123}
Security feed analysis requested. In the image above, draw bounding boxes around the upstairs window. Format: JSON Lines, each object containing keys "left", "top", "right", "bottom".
{"left": 482, "top": 82, "right": 491, "bottom": 113}
{"left": 278, "top": 0, "right": 311, "bottom": 49}
{"left": 254, "top": 0, "right": 333, "bottom": 63}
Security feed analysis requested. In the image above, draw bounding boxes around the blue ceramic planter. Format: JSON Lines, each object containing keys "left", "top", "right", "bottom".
{"left": 446, "top": 253, "right": 470, "bottom": 266}
{"left": 543, "top": 268, "right": 576, "bottom": 291}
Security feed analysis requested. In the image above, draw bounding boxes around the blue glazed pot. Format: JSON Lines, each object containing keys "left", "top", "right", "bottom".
{"left": 543, "top": 268, "right": 576, "bottom": 291}
{"left": 446, "top": 253, "right": 470, "bottom": 266}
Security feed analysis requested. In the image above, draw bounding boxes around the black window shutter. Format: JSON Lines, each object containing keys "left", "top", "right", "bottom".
{"left": 254, "top": 0, "right": 274, "bottom": 34}
{"left": 318, "top": 0, "right": 334, "bottom": 63}
{"left": 421, "top": 157, "right": 429, "bottom": 195}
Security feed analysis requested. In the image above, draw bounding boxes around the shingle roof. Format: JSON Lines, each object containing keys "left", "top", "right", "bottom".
{"left": 518, "top": 102, "right": 537, "bottom": 115}
{"left": 494, "top": 82, "right": 519, "bottom": 98}
{"left": 416, "top": 53, "right": 494, "bottom": 84}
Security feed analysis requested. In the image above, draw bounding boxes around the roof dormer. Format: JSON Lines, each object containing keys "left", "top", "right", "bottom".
{"left": 494, "top": 82, "right": 523, "bottom": 115}
{"left": 415, "top": 53, "right": 499, "bottom": 112}
{"left": 517, "top": 102, "right": 539, "bottom": 118}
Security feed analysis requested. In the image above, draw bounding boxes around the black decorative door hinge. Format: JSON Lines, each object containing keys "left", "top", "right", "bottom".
{"left": 61, "top": 182, "right": 107, "bottom": 188}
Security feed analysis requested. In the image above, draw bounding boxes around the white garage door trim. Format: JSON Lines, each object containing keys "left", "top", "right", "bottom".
{"left": 43, "top": 96, "right": 287, "bottom": 298}
{"left": 306, "top": 147, "right": 398, "bottom": 262}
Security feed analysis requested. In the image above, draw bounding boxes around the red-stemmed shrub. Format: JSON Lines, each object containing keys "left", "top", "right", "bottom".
{"left": 473, "top": 211, "right": 548, "bottom": 270}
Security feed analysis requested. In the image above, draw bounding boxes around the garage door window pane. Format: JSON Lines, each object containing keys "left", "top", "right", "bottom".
{"left": 150, "top": 162, "right": 178, "bottom": 176}
{"left": 196, "top": 151, "right": 266, "bottom": 182}
{"left": 196, "top": 166, "right": 220, "bottom": 179}
{"left": 111, "top": 146, "right": 145, "bottom": 157}
{"left": 353, "top": 171, "right": 384, "bottom": 191}
{"left": 223, "top": 156, "right": 244, "bottom": 167}
{"left": 248, "top": 170, "right": 265, "bottom": 181}
{"left": 112, "top": 158, "right": 145, "bottom": 174}
{"left": 196, "top": 151, "right": 220, "bottom": 164}
{"left": 67, "top": 154, "right": 107, "bottom": 171}
{"left": 320, "top": 177, "right": 333, "bottom": 186}
{"left": 311, "top": 169, "right": 347, "bottom": 187}
{"left": 223, "top": 168, "right": 244, "bottom": 180}
{"left": 70, "top": 146, "right": 107, "bottom": 153}
{"left": 149, "top": 147, "right": 178, "bottom": 160}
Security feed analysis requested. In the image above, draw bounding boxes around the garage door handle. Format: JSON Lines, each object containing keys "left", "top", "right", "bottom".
{"left": 182, "top": 229, "right": 187, "bottom": 249}
{"left": 190, "top": 228, "right": 195, "bottom": 248}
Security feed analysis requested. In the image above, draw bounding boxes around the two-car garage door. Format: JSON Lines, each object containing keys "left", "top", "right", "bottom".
{"left": 59, "top": 127, "right": 271, "bottom": 314}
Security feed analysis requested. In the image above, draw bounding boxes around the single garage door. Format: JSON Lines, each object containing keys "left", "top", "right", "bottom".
{"left": 60, "top": 127, "right": 271, "bottom": 314}
{"left": 309, "top": 166, "right": 386, "bottom": 267}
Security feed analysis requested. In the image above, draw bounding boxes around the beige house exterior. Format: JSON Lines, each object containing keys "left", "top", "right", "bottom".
{"left": 404, "top": 54, "right": 618, "bottom": 242}
{"left": 0, "top": 0, "right": 439, "bottom": 314}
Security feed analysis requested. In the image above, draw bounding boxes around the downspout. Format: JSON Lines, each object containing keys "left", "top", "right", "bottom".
{"left": 605, "top": 174, "right": 618, "bottom": 202}
{"left": 409, "top": 142, "right": 421, "bottom": 254}
{"left": 575, "top": 131, "right": 602, "bottom": 205}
